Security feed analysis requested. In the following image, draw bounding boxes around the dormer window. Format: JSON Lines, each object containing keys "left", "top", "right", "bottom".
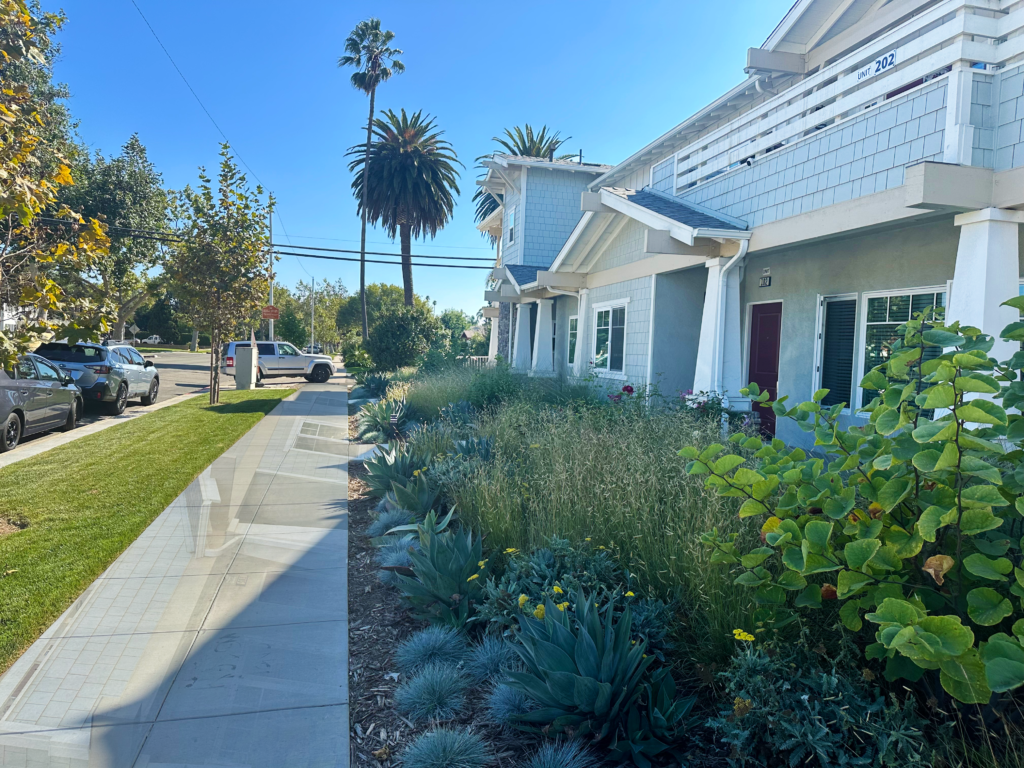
{"left": 507, "top": 206, "right": 516, "bottom": 244}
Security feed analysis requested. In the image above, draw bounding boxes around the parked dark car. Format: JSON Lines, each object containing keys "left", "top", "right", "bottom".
{"left": 1, "top": 354, "right": 83, "bottom": 452}
{"left": 35, "top": 341, "right": 159, "bottom": 414}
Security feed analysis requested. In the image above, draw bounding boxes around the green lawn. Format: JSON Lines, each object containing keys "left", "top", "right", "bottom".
{"left": 0, "top": 388, "right": 291, "bottom": 672}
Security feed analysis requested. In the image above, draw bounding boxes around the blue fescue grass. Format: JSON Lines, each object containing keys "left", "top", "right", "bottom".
{"left": 464, "top": 636, "right": 518, "bottom": 683}
{"left": 521, "top": 740, "right": 600, "bottom": 768}
{"left": 367, "top": 508, "right": 415, "bottom": 538}
{"left": 395, "top": 626, "right": 468, "bottom": 675}
{"left": 485, "top": 683, "right": 536, "bottom": 730}
{"left": 402, "top": 727, "right": 489, "bottom": 768}
{"left": 374, "top": 538, "right": 419, "bottom": 587}
{"left": 395, "top": 663, "right": 468, "bottom": 723}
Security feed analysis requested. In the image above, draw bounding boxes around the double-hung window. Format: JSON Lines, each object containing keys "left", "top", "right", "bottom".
{"left": 567, "top": 316, "right": 578, "bottom": 367}
{"left": 593, "top": 304, "right": 626, "bottom": 374}
{"left": 507, "top": 206, "right": 516, "bottom": 244}
{"left": 860, "top": 288, "right": 945, "bottom": 407}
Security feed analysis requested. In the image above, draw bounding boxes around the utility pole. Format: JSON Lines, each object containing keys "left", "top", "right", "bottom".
{"left": 268, "top": 207, "right": 274, "bottom": 342}
{"left": 310, "top": 276, "right": 315, "bottom": 352}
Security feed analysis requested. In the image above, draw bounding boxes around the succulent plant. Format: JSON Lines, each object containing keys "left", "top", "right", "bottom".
{"left": 358, "top": 399, "right": 409, "bottom": 443}
{"left": 362, "top": 443, "right": 430, "bottom": 498}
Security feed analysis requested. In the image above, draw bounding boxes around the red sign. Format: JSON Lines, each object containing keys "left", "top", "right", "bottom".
{"left": 261, "top": 305, "right": 280, "bottom": 320}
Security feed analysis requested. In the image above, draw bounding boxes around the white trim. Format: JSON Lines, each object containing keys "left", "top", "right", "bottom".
{"left": 811, "top": 292, "right": 859, "bottom": 415}
{"left": 853, "top": 283, "right": 948, "bottom": 415}
{"left": 741, "top": 299, "right": 784, "bottom": 394}
{"left": 591, "top": 299, "right": 629, "bottom": 375}
{"left": 646, "top": 274, "right": 657, "bottom": 387}
{"left": 567, "top": 315, "right": 579, "bottom": 368}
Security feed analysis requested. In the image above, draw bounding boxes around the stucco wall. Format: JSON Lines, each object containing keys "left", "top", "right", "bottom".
{"left": 522, "top": 169, "right": 592, "bottom": 269}
{"left": 678, "top": 80, "right": 948, "bottom": 229}
{"left": 741, "top": 217, "right": 962, "bottom": 447}
{"left": 650, "top": 268, "right": 708, "bottom": 398}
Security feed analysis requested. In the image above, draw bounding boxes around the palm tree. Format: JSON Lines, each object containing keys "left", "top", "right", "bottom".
{"left": 472, "top": 124, "right": 574, "bottom": 232}
{"left": 338, "top": 18, "right": 404, "bottom": 340}
{"left": 348, "top": 109, "right": 462, "bottom": 306}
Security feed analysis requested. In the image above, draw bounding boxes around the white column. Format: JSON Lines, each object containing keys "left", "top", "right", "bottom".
{"left": 573, "top": 288, "right": 590, "bottom": 377}
{"left": 943, "top": 64, "right": 975, "bottom": 166}
{"left": 949, "top": 208, "right": 1024, "bottom": 362}
{"left": 487, "top": 306, "right": 499, "bottom": 360}
{"left": 513, "top": 302, "right": 533, "bottom": 371}
{"left": 531, "top": 299, "right": 554, "bottom": 376}
{"left": 693, "top": 259, "right": 725, "bottom": 394}
{"left": 721, "top": 264, "right": 744, "bottom": 401}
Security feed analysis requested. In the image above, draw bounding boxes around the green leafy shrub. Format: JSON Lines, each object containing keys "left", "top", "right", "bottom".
{"left": 362, "top": 443, "right": 430, "bottom": 498}
{"left": 358, "top": 399, "right": 409, "bottom": 443}
{"left": 365, "top": 302, "right": 441, "bottom": 370}
{"left": 690, "top": 306, "right": 1024, "bottom": 704}
{"left": 464, "top": 636, "right": 518, "bottom": 683}
{"left": 395, "top": 626, "right": 469, "bottom": 676}
{"left": 467, "top": 364, "right": 523, "bottom": 408}
{"left": 506, "top": 591, "right": 653, "bottom": 742}
{"left": 395, "top": 662, "right": 469, "bottom": 722}
{"left": 524, "top": 740, "right": 600, "bottom": 768}
{"left": 712, "top": 644, "right": 928, "bottom": 767}
{"left": 401, "top": 727, "right": 489, "bottom": 768}
{"left": 397, "top": 511, "right": 490, "bottom": 628}
{"left": 485, "top": 683, "right": 536, "bottom": 730}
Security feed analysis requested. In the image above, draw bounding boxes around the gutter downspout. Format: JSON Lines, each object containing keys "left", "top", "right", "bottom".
{"left": 714, "top": 238, "right": 750, "bottom": 436}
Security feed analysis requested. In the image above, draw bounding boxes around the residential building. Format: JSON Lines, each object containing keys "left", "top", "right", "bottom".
{"left": 485, "top": 0, "right": 1024, "bottom": 447}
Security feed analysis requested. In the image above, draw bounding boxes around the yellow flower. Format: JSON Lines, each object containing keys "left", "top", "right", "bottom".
{"left": 504, "top": 548, "right": 519, "bottom": 555}
{"left": 557, "top": 602, "right": 570, "bottom": 611}
{"left": 412, "top": 469, "right": 420, "bottom": 477}
{"left": 533, "top": 605, "right": 545, "bottom": 620}
{"left": 467, "top": 574, "right": 479, "bottom": 582}
{"left": 552, "top": 585, "right": 564, "bottom": 596}
{"left": 518, "top": 594, "right": 529, "bottom": 609}
{"left": 625, "top": 591, "right": 635, "bottom": 597}
{"left": 585, "top": 538, "right": 591, "bottom": 542}
{"left": 530, "top": 443, "right": 540, "bottom": 448}
{"left": 598, "top": 545, "right": 606, "bottom": 550}
{"left": 478, "top": 561, "right": 487, "bottom": 569}
{"left": 732, "top": 629, "right": 755, "bottom": 642}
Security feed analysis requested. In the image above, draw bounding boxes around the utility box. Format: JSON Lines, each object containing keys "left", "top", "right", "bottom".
{"left": 235, "top": 345, "right": 258, "bottom": 390}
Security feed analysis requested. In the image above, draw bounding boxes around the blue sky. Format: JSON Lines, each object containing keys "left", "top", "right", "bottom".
{"left": 54, "top": 0, "right": 794, "bottom": 316}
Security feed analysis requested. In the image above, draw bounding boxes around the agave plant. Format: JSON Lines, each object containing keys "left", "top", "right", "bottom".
{"left": 358, "top": 399, "right": 409, "bottom": 443}
{"left": 396, "top": 511, "right": 489, "bottom": 628}
{"left": 506, "top": 592, "right": 653, "bottom": 742}
{"left": 390, "top": 472, "right": 441, "bottom": 517}
{"left": 452, "top": 436, "right": 493, "bottom": 462}
{"left": 608, "top": 669, "right": 698, "bottom": 768}
{"left": 362, "top": 372, "right": 391, "bottom": 398}
{"left": 363, "top": 443, "right": 430, "bottom": 497}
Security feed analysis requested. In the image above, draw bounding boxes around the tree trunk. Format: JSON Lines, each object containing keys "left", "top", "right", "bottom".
{"left": 358, "top": 87, "right": 376, "bottom": 341}
{"left": 112, "top": 319, "right": 126, "bottom": 342}
{"left": 190, "top": 327, "right": 199, "bottom": 353}
{"left": 400, "top": 222, "right": 413, "bottom": 306}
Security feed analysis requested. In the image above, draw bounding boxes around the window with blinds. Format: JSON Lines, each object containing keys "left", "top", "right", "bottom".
{"left": 819, "top": 298, "right": 857, "bottom": 408}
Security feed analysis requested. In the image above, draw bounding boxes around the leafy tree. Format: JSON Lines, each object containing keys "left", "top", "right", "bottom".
{"left": 348, "top": 109, "right": 461, "bottom": 306}
{"left": 473, "top": 124, "right": 572, "bottom": 230}
{"left": 692, "top": 301, "right": 1024, "bottom": 706}
{"left": 60, "top": 135, "right": 169, "bottom": 340}
{"left": 365, "top": 301, "right": 440, "bottom": 370}
{"left": 275, "top": 305, "right": 307, "bottom": 348}
{"left": 295, "top": 277, "right": 347, "bottom": 350}
{"left": 338, "top": 17, "right": 404, "bottom": 339}
{"left": 0, "top": 0, "right": 111, "bottom": 365}
{"left": 167, "top": 145, "right": 270, "bottom": 403}
{"left": 336, "top": 282, "right": 431, "bottom": 336}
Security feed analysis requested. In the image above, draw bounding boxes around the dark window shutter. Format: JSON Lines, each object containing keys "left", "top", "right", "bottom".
{"left": 820, "top": 299, "right": 856, "bottom": 408}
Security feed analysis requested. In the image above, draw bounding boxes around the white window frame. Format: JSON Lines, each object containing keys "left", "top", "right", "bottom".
{"left": 591, "top": 298, "right": 629, "bottom": 380}
{"left": 853, "top": 284, "right": 948, "bottom": 416}
{"left": 567, "top": 315, "right": 578, "bottom": 367}
{"left": 811, "top": 293, "right": 858, "bottom": 416}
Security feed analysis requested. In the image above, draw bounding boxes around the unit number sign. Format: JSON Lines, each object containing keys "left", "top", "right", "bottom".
{"left": 856, "top": 50, "right": 897, "bottom": 83}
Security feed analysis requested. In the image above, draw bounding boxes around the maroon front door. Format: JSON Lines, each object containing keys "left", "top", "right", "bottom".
{"left": 747, "top": 303, "right": 783, "bottom": 437}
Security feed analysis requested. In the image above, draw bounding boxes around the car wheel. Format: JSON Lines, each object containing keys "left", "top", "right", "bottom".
{"left": 312, "top": 365, "right": 331, "bottom": 383}
{"left": 256, "top": 368, "right": 264, "bottom": 383}
{"left": 58, "top": 399, "right": 78, "bottom": 432}
{"left": 0, "top": 413, "right": 21, "bottom": 453}
{"left": 141, "top": 378, "right": 159, "bottom": 406}
{"left": 107, "top": 383, "right": 129, "bottom": 415}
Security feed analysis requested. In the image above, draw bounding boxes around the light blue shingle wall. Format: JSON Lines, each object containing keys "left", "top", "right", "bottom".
{"left": 522, "top": 168, "right": 591, "bottom": 269}
{"left": 591, "top": 219, "right": 646, "bottom": 273}
{"left": 995, "top": 65, "right": 1024, "bottom": 171}
{"left": 583, "top": 277, "right": 652, "bottom": 386}
{"left": 678, "top": 81, "right": 947, "bottom": 228}
{"left": 972, "top": 72, "right": 996, "bottom": 168}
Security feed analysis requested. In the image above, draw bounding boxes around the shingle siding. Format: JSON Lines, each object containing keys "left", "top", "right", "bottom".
{"left": 582, "top": 277, "right": 652, "bottom": 385}
{"left": 677, "top": 81, "right": 948, "bottom": 228}
{"left": 591, "top": 219, "right": 647, "bottom": 273}
{"left": 522, "top": 169, "right": 591, "bottom": 269}
{"left": 995, "top": 64, "right": 1024, "bottom": 171}
{"left": 971, "top": 72, "right": 996, "bottom": 169}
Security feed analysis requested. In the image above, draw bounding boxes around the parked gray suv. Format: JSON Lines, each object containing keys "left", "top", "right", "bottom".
{"left": 36, "top": 342, "right": 160, "bottom": 415}
{"left": 1, "top": 354, "right": 82, "bottom": 452}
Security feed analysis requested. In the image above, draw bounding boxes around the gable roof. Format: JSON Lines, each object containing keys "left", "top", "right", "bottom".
{"left": 506, "top": 265, "right": 543, "bottom": 288}
{"left": 605, "top": 188, "right": 746, "bottom": 232}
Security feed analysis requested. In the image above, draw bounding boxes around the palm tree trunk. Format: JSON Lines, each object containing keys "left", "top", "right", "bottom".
{"left": 358, "top": 87, "right": 376, "bottom": 340}
{"left": 400, "top": 222, "right": 413, "bottom": 306}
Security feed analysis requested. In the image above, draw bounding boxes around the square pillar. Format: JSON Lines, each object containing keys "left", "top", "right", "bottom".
{"left": 950, "top": 208, "right": 1024, "bottom": 362}
{"left": 721, "top": 265, "right": 744, "bottom": 400}
{"left": 573, "top": 288, "right": 590, "bottom": 377}
{"left": 513, "top": 303, "right": 533, "bottom": 371}
{"left": 693, "top": 258, "right": 725, "bottom": 394}
{"left": 531, "top": 299, "right": 555, "bottom": 375}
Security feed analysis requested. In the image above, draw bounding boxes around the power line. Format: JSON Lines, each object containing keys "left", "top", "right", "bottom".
{"left": 128, "top": 0, "right": 266, "bottom": 189}
{"left": 282, "top": 232, "right": 495, "bottom": 252}
{"left": 272, "top": 249, "right": 492, "bottom": 270}
{"left": 271, "top": 242, "right": 494, "bottom": 262}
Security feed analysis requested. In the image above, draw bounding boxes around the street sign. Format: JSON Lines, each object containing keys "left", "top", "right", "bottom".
{"left": 261, "top": 305, "right": 280, "bottom": 320}
{"left": 129, "top": 323, "right": 140, "bottom": 334}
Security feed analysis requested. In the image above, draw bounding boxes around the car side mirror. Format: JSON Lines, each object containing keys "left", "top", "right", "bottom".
{"left": 144, "top": 360, "right": 154, "bottom": 368}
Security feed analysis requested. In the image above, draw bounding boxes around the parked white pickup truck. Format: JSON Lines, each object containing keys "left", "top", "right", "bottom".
{"left": 220, "top": 340, "right": 336, "bottom": 383}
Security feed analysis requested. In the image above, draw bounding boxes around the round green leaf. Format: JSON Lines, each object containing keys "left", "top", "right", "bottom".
{"left": 963, "top": 553, "right": 1013, "bottom": 581}
{"left": 967, "top": 587, "right": 1014, "bottom": 626}
{"left": 845, "top": 538, "right": 881, "bottom": 571}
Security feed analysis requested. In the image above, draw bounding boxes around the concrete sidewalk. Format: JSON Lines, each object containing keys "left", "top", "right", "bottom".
{"left": 0, "top": 381, "right": 352, "bottom": 767}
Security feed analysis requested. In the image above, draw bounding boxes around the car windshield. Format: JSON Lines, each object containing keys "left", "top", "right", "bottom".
{"left": 36, "top": 344, "right": 105, "bottom": 363}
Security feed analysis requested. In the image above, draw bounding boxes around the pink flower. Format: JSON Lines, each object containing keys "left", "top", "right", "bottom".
{"left": 622, "top": 385, "right": 634, "bottom": 395}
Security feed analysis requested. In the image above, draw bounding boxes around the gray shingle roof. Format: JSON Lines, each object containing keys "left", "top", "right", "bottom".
{"left": 495, "top": 154, "right": 612, "bottom": 171}
{"left": 608, "top": 188, "right": 746, "bottom": 231}
{"left": 506, "top": 265, "right": 542, "bottom": 286}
